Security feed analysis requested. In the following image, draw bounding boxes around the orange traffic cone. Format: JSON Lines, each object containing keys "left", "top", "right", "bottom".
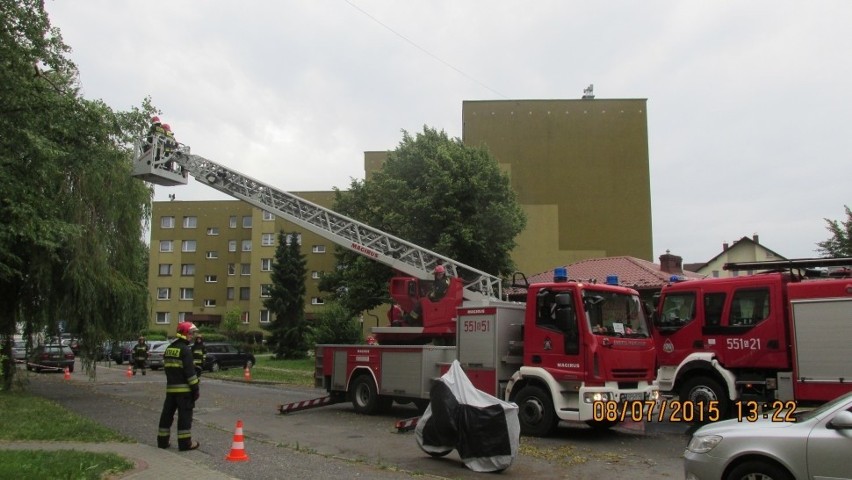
{"left": 243, "top": 367, "right": 251, "bottom": 381}
{"left": 225, "top": 420, "right": 249, "bottom": 462}
{"left": 63, "top": 367, "right": 70, "bottom": 380}
{"left": 126, "top": 366, "right": 133, "bottom": 378}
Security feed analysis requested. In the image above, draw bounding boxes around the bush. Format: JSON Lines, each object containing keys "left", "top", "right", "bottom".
{"left": 308, "top": 301, "right": 362, "bottom": 346}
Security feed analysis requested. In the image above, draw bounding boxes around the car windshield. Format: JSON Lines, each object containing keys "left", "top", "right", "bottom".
{"left": 583, "top": 288, "right": 651, "bottom": 338}
{"left": 795, "top": 392, "right": 852, "bottom": 422}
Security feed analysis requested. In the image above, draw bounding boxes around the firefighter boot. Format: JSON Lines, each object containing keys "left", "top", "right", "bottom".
{"left": 157, "top": 429, "right": 170, "bottom": 449}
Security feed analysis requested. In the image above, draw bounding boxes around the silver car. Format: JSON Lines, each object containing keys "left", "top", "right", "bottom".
{"left": 684, "top": 392, "right": 852, "bottom": 480}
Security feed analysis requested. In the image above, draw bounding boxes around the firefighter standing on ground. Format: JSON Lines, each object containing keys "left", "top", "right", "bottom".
{"left": 191, "top": 335, "right": 206, "bottom": 376}
{"left": 132, "top": 336, "right": 149, "bottom": 376}
{"left": 158, "top": 322, "right": 201, "bottom": 451}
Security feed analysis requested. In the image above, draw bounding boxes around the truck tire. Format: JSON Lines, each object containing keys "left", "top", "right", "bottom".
{"left": 679, "top": 376, "right": 730, "bottom": 421}
{"left": 350, "top": 375, "right": 381, "bottom": 415}
{"left": 515, "top": 385, "right": 558, "bottom": 437}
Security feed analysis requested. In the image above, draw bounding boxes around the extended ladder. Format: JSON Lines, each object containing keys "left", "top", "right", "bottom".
{"left": 132, "top": 139, "right": 502, "bottom": 301}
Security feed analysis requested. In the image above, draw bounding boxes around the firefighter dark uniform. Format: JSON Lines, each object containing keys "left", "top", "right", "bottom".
{"left": 191, "top": 336, "right": 206, "bottom": 376}
{"left": 157, "top": 322, "right": 200, "bottom": 451}
{"left": 132, "top": 337, "right": 149, "bottom": 375}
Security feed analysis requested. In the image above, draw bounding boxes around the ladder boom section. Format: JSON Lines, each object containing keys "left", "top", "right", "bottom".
{"left": 172, "top": 151, "right": 502, "bottom": 300}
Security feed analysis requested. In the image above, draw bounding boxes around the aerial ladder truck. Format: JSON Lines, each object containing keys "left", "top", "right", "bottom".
{"left": 133, "top": 134, "right": 658, "bottom": 436}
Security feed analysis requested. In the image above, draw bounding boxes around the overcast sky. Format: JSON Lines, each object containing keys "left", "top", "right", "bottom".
{"left": 45, "top": 1, "right": 851, "bottom": 265}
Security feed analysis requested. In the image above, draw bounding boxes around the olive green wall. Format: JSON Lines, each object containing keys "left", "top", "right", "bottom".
{"left": 461, "top": 99, "right": 653, "bottom": 274}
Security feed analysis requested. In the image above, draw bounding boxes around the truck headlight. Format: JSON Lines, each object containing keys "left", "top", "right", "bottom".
{"left": 583, "top": 392, "right": 612, "bottom": 403}
{"left": 686, "top": 435, "right": 722, "bottom": 454}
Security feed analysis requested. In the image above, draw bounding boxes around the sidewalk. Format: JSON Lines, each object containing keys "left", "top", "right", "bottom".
{"left": 0, "top": 441, "right": 237, "bottom": 480}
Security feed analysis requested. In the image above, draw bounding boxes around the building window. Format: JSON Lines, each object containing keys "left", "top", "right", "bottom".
{"left": 229, "top": 216, "right": 237, "bottom": 228}
{"left": 261, "top": 258, "right": 272, "bottom": 271}
{"left": 312, "top": 245, "right": 325, "bottom": 253}
{"left": 311, "top": 271, "right": 321, "bottom": 279}
{"left": 227, "top": 287, "right": 235, "bottom": 300}
{"left": 260, "top": 284, "right": 272, "bottom": 297}
{"left": 206, "top": 251, "right": 218, "bottom": 259}
{"left": 311, "top": 297, "right": 325, "bottom": 305}
{"left": 259, "top": 310, "right": 271, "bottom": 324}
{"left": 227, "top": 263, "right": 236, "bottom": 275}
{"left": 157, "top": 287, "right": 171, "bottom": 300}
{"left": 261, "top": 233, "right": 275, "bottom": 246}
{"left": 183, "top": 216, "right": 197, "bottom": 228}
{"left": 159, "top": 264, "right": 172, "bottom": 276}
{"left": 205, "top": 275, "right": 217, "bottom": 283}
{"left": 262, "top": 210, "right": 274, "bottom": 221}
{"left": 178, "top": 312, "right": 192, "bottom": 322}
{"left": 181, "top": 263, "right": 195, "bottom": 276}
{"left": 241, "top": 311, "right": 250, "bottom": 324}
{"left": 182, "top": 240, "right": 197, "bottom": 252}
{"left": 160, "top": 240, "right": 173, "bottom": 253}
{"left": 161, "top": 216, "right": 175, "bottom": 229}
{"left": 228, "top": 240, "right": 237, "bottom": 252}
{"left": 156, "top": 312, "right": 170, "bottom": 324}
{"left": 207, "top": 227, "right": 219, "bottom": 236}
{"left": 204, "top": 299, "right": 217, "bottom": 308}
{"left": 180, "top": 288, "right": 194, "bottom": 300}
{"left": 240, "top": 287, "right": 250, "bottom": 300}
{"left": 242, "top": 216, "right": 252, "bottom": 228}
{"left": 242, "top": 240, "right": 252, "bottom": 252}
{"left": 241, "top": 263, "right": 251, "bottom": 275}
{"left": 287, "top": 233, "right": 302, "bottom": 245}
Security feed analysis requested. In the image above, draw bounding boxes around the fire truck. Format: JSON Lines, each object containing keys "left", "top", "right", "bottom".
{"left": 133, "top": 134, "right": 658, "bottom": 436}
{"left": 652, "top": 257, "right": 852, "bottom": 417}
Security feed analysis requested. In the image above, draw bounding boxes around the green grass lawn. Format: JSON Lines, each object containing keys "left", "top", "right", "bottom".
{"left": 205, "top": 354, "right": 315, "bottom": 386}
{"left": 0, "top": 391, "right": 134, "bottom": 479}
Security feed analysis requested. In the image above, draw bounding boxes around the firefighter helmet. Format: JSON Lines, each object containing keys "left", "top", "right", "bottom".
{"left": 434, "top": 265, "right": 445, "bottom": 275}
{"left": 151, "top": 116, "right": 160, "bottom": 123}
{"left": 162, "top": 123, "right": 172, "bottom": 132}
{"left": 176, "top": 322, "right": 197, "bottom": 338}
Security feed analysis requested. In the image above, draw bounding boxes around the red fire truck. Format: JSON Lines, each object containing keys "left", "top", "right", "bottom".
{"left": 652, "top": 258, "right": 852, "bottom": 417}
{"left": 133, "top": 135, "right": 658, "bottom": 436}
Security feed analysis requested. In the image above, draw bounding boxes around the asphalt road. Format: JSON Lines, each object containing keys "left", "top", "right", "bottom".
{"left": 22, "top": 361, "right": 691, "bottom": 479}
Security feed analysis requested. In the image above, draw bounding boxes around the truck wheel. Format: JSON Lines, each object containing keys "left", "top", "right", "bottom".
{"left": 350, "top": 375, "right": 381, "bottom": 415}
{"left": 680, "top": 376, "right": 730, "bottom": 420}
{"left": 515, "top": 385, "right": 558, "bottom": 437}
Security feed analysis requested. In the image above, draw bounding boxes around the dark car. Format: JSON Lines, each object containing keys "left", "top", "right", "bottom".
{"left": 110, "top": 341, "right": 135, "bottom": 364}
{"left": 202, "top": 342, "right": 255, "bottom": 372}
{"left": 26, "top": 344, "right": 75, "bottom": 373}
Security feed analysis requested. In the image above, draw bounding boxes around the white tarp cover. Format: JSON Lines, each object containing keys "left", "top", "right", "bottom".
{"left": 414, "top": 360, "right": 520, "bottom": 472}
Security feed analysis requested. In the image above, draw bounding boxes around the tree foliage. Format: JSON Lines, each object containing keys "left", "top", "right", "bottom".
{"left": 264, "top": 231, "right": 309, "bottom": 359}
{"left": 319, "top": 126, "right": 526, "bottom": 314}
{"left": 816, "top": 205, "right": 852, "bottom": 258}
{"left": 1, "top": 1, "right": 154, "bottom": 388}
{"left": 308, "top": 301, "right": 362, "bottom": 346}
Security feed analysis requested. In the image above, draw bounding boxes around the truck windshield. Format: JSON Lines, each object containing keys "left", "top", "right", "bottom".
{"left": 583, "top": 290, "right": 650, "bottom": 338}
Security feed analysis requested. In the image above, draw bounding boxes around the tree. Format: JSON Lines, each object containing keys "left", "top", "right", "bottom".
{"left": 0, "top": 1, "right": 154, "bottom": 388}
{"left": 220, "top": 307, "right": 242, "bottom": 339}
{"left": 816, "top": 205, "right": 852, "bottom": 257}
{"left": 319, "top": 126, "right": 526, "bottom": 314}
{"left": 264, "top": 231, "right": 309, "bottom": 359}
{"left": 308, "top": 300, "right": 362, "bottom": 345}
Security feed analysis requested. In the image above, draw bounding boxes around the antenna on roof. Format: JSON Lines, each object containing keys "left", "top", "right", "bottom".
{"left": 582, "top": 84, "right": 594, "bottom": 99}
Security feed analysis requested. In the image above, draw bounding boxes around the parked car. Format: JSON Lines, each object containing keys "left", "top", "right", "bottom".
{"left": 202, "top": 342, "right": 255, "bottom": 372}
{"left": 147, "top": 342, "right": 169, "bottom": 370}
{"left": 12, "top": 340, "right": 28, "bottom": 362}
{"left": 110, "top": 341, "right": 135, "bottom": 364}
{"left": 684, "top": 391, "right": 852, "bottom": 480}
{"left": 141, "top": 340, "right": 168, "bottom": 369}
{"left": 26, "top": 344, "right": 75, "bottom": 373}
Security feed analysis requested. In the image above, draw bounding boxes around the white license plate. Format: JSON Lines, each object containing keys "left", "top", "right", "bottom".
{"left": 620, "top": 393, "right": 645, "bottom": 402}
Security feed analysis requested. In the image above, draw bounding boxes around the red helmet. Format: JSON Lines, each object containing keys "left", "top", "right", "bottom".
{"left": 151, "top": 116, "right": 160, "bottom": 123}
{"left": 434, "top": 265, "right": 445, "bottom": 275}
{"left": 162, "top": 123, "right": 172, "bottom": 132}
{"left": 176, "top": 322, "right": 197, "bottom": 338}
